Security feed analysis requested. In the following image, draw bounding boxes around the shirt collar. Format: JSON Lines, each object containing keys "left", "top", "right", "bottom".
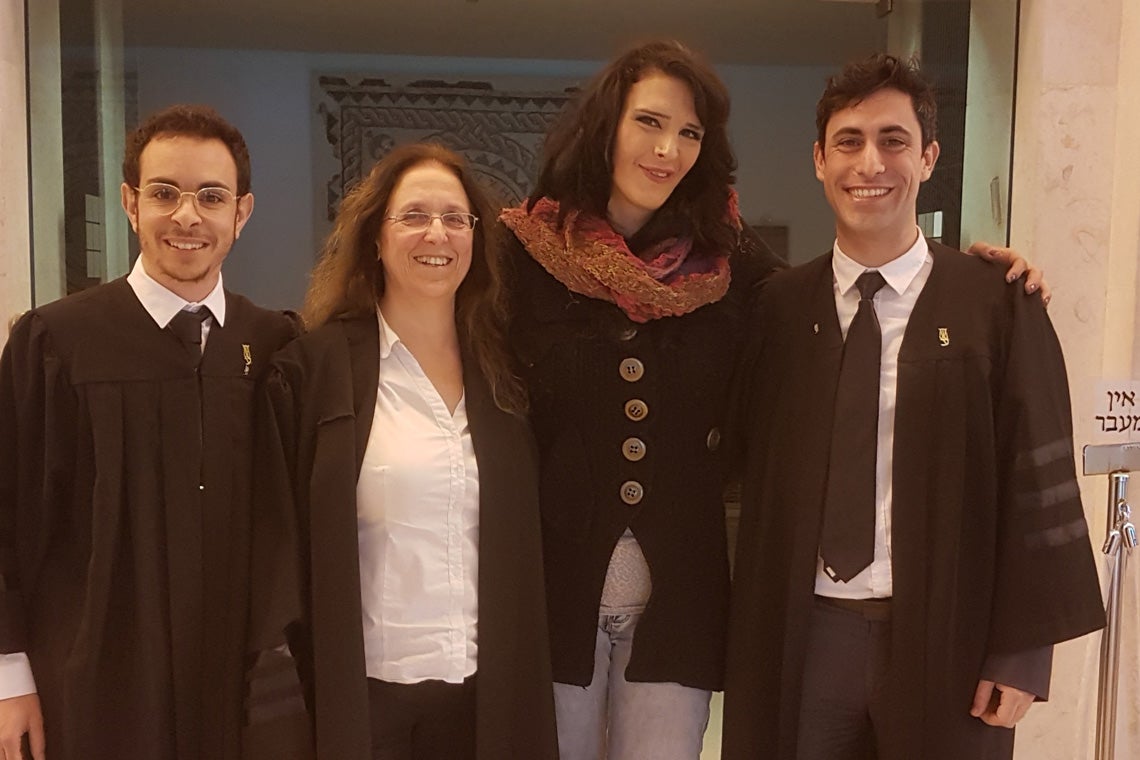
{"left": 832, "top": 227, "right": 929, "bottom": 297}
{"left": 127, "top": 256, "right": 227, "bottom": 328}
{"left": 377, "top": 308, "right": 400, "bottom": 360}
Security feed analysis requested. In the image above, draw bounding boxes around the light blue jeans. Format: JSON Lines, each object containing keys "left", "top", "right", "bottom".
{"left": 553, "top": 613, "right": 712, "bottom": 760}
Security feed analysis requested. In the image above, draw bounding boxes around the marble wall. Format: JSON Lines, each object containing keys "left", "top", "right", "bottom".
{"left": 1009, "top": 0, "right": 1140, "bottom": 757}
{"left": 0, "top": 0, "right": 31, "bottom": 346}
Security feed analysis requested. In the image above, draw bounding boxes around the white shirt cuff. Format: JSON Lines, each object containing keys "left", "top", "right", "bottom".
{"left": 0, "top": 653, "right": 37, "bottom": 699}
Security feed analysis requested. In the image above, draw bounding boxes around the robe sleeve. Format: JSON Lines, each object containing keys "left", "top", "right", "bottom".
{"left": 0, "top": 314, "right": 73, "bottom": 655}
{"left": 980, "top": 645, "right": 1054, "bottom": 700}
{"left": 986, "top": 289, "right": 1106, "bottom": 655}
{"left": 242, "top": 363, "right": 314, "bottom": 760}
{"left": 723, "top": 237, "right": 785, "bottom": 479}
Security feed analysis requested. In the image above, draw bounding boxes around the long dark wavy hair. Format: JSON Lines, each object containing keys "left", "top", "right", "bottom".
{"left": 303, "top": 143, "right": 526, "bottom": 414}
{"left": 528, "top": 39, "right": 738, "bottom": 257}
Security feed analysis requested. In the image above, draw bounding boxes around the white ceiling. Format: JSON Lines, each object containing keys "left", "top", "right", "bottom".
{"left": 121, "top": 0, "right": 888, "bottom": 66}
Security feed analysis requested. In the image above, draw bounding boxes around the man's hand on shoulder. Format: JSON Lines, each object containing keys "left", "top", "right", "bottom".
{"left": 970, "top": 679, "right": 1035, "bottom": 729}
{"left": 0, "top": 693, "right": 45, "bottom": 760}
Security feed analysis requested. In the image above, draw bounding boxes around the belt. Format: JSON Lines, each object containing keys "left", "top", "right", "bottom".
{"left": 814, "top": 594, "right": 892, "bottom": 622}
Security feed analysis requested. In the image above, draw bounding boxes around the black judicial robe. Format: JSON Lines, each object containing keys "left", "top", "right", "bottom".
{"left": 0, "top": 278, "right": 296, "bottom": 760}
{"left": 722, "top": 243, "right": 1106, "bottom": 760}
{"left": 245, "top": 314, "right": 559, "bottom": 760}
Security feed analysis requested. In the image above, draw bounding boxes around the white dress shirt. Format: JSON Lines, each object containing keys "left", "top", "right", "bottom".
{"left": 0, "top": 258, "right": 225, "bottom": 699}
{"left": 357, "top": 311, "right": 479, "bottom": 684}
{"left": 127, "top": 255, "right": 227, "bottom": 337}
{"left": 815, "top": 230, "right": 932, "bottom": 600}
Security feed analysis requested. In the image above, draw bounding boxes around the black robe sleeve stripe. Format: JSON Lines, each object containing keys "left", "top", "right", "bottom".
{"left": 1013, "top": 478, "right": 1082, "bottom": 514}
{"left": 1015, "top": 436, "right": 1073, "bottom": 470}
{"left": 1022, "top": 516, "right": 1092, "bottom": 550}
{"left": 988, "top": 280, "right": 1105, "bottom": 655}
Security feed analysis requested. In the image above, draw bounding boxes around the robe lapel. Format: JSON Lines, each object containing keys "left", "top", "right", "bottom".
{"left": 462, "top": 360, "right": 496, "bottom": 448}
{"left": 884, "top": 244, "right": 946, "bottom": 738}
{"left": 342, "top": 315, "right": 380, "bottom": 480}
{"left": 306, "top": 316, "right": 377, "bottom": 760}
{"left": 796, "top": 255, "right": 844, "bottom": 515}
{"left": 463, "top": 357, "right": 511, "bottom": 555}
{"left": 461, "top": 356, "right": 529, "bottom": 745}
{"left": 200, "top": 294, "right": 247, "bottom": 378}
{"left": 801, "top": 254, "right": 844, "bottom": 400}
{"left": 783, "top": 256, "right": 846, "bottom": 597}
{"left": 898, "top": 242, "right": 950, "bottom": 363}
{"left": 890, "top": 243, "right": 961, "bottom": 617}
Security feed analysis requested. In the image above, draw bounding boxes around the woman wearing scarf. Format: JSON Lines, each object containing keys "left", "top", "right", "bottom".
{"left": 500, "top": 40, "right": 783, "bottom": 759}
{"left": 501, "top": 39, "right": 1038, "bottom": 760}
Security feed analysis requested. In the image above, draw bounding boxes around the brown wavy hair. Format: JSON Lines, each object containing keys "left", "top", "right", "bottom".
{"left": 528, "top": 39, "right": 738, "bottom": 257}
{"left": 123, "top": 104, "right": 252, "bottom": 195}
{"left": 303, "top": 143, "right": 525, "bottom": 414}
{"left": 816, "top": 53, "right": 938, "bottom": 149}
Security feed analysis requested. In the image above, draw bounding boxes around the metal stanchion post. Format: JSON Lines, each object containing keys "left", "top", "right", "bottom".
{"left": 1083, "top": 443, "right": 1140, "bottom": 760}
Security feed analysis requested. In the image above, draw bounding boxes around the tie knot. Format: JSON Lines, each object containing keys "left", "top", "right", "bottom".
{"left": 855, "top": 271, "right": 887, "bottom": 302}
{"left": 169, "top": 307, "right": 211, "bottom": 346}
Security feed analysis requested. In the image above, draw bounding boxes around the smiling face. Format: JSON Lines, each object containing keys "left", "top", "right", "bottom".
{"left": 376, "top": 161, "right": 474, "bottom": 310}
{"left": 813, "top": 87, "right": 940, "bottom": 266}
{"left": 120, "top": 135, "right": 253, "bottom": 302}
{"left": 607, "top": 71, "right": 704, "bottom": 237}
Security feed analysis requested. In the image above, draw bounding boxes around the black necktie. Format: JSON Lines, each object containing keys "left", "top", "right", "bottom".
{"left": 820, "top": 270, "right": 887, "bottom": 583}
{"left": 168, "top": 308, "right": 211, "bottom": 364}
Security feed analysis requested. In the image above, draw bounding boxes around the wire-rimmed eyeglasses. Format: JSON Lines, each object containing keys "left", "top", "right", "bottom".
{"left": 385, "top": 211, "right": 479, "bottom": 231}
{"left": 133, "top": 182, "right": 239, "bottom": 215}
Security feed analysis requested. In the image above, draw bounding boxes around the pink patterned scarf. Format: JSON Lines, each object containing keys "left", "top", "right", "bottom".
{"left": 500, "top": 195, "right": 737, "bottom": 323}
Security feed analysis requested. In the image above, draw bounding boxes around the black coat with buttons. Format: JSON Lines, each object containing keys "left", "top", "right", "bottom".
{"left": 508, "top": 229, "right": 785, "bottom": 690}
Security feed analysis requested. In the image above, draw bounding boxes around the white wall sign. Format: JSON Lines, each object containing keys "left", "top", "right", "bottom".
{"left": 1092, "top": 380, "right": 1140, "bottom": 442}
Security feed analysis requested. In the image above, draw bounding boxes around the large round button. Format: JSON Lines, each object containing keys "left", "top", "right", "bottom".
{"left": 706, "top": 427, "right": 722, "bottom": 452}
{"left": 622, "top": 437, "right": 647, "bottom": 462}
{"left": 624, "top": 399, "right": 649, "bottom": 421}
{"left": 619, "top": 480, "right": 645, "bottom": 506}
{"left": 620, "top": 357, "right": 645, "bottom": 382}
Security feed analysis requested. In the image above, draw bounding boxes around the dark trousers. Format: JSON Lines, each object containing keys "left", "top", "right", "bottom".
{"left": 367, "top": 676, "right": 477, "bottom": 760}
{"left": 796, "top": 596, "right": 892, "bottom": 760}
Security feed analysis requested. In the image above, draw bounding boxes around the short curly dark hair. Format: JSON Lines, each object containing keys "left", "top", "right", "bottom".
{"left": 122, "top": 104, "right": 252, "bottom": 195}
{"left": 816, "top": 54, "right": 938, "bottom": 149}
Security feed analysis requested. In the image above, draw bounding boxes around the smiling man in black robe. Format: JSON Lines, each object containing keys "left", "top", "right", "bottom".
{"left": 723, "top": 54, "right": 1105, "bottom": 760}
{"left": 0, "top": 106, "right": 295, "bottom": 760}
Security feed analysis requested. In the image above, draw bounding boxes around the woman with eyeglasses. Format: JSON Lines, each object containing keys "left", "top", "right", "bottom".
{"left": 248, "top": 143, "right": 558, "bottom": 760}
{"left": 500, "top": 39, "right": 1039, "bottom": 760}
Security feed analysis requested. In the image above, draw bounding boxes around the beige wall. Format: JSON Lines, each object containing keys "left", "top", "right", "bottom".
{"left": 1009, "top": 0, "right": 1140, "bottom": 757}
{"left": 960, "top": 0, "right": 1017, "bottom": 249}
{"left": 0, "top": 0, "right": 31, "bottom": 347}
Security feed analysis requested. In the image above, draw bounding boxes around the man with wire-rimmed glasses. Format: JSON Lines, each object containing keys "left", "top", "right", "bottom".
{"left": 0, "top": 105, "right": 296, "bottom": 760}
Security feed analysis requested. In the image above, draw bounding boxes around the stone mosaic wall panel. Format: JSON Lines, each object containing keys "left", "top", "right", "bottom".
{"left": 316, "top": 75, "right": 577, "bottom": 219}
